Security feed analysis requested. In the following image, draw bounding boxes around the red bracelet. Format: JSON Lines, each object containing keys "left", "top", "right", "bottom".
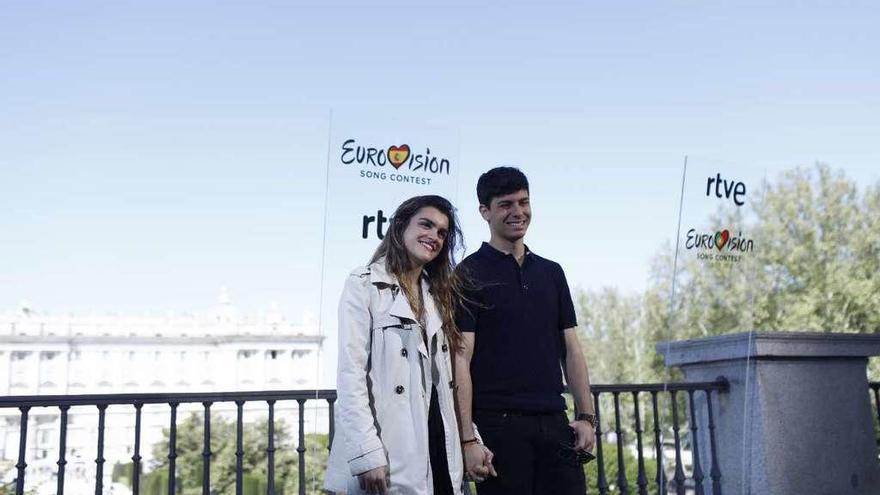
{"left": 461, "top": 438, "right": 479, "bottom": 446}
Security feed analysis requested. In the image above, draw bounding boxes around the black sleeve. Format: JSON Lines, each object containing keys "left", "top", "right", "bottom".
{"left": 556, "top": 264, "right": 578, "bottom": 330}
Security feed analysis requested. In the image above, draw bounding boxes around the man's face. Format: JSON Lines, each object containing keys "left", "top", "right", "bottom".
{"left": 480, "top": 189, "right": 531, "bottom": 242}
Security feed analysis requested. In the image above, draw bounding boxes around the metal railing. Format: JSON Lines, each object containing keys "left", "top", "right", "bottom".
{"left": 0, "top": 390, "right": 336, "bottom": 495}
{"left": 0, "top": 381, "right": 734, "bottom": 495}
{"left": 585, "top": 381, "right": 728, "bottom": 495}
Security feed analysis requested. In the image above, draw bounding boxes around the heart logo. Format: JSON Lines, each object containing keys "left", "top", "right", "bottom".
{"left": 387, "top": 145, "right": 410, "bottom": 169}
{"left": 715, "top": 229, "right": 730, "bottom": 250}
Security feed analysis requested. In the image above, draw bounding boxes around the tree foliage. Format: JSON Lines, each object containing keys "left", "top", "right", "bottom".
{"left": 577, "top": 163, "right": 880, "bottom": 383}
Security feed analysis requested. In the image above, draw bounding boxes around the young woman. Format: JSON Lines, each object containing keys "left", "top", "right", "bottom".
{"left": 324, "top": 195, "right": 489, "bottom": 495}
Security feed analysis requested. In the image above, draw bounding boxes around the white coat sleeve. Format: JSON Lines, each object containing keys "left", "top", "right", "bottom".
{"left": 336, "top": 273, "right": 387, "bottom": 475}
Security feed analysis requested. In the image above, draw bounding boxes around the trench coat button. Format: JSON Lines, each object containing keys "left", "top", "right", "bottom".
{"left": 395, "top": 385, "right": 405, "bottom": 394}
{"left": 441, "top": 343, "right": 448, "bottom": 352}
{"left": 401, "top": 348, "right": 408, "bottom": 357}
{"left": 449, "top": 380, "right": 455, "bottom": 389}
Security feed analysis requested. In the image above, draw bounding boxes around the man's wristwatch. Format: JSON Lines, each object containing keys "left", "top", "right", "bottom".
{"left": 576, "top": 413, "right": 597, "bottom": 428}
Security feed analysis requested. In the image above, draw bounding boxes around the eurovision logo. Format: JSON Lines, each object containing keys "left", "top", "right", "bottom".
{"left": 340, "top": 138, "right": 451, "bottom": 186}
{"left": 685, "top": 228, "right": 755, "bottom": 262}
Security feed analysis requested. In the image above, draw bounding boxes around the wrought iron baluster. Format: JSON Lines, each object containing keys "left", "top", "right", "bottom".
{"left": 593, "top": 392, "right": 608, "bottom": 495}
{"left": 327, "top": 397, "right": 336, "bottom": 449}
{"left": 297, "top": 399, "right": 307, "bottom": 495}
{"left": 15, "top": 406, "right": 30, "bottom": 495}
{"left": 168, "top": 402, "right": 178, "bottom": 495}
{"left": 132, "top": 403, "right": 143, "bottom": 495}
{"left": 687, "top": 390, "right": 705, "bottom": 495}
{"left": 57, "top": 405, "right": 69, "bottom": 495}
{"left": 670, "top": 391, "right": 686, "bottom": 495}
{"left": 651, "top": 391, "right": 665, "bottom": 495}
{"left": 202, "top": 402, "right": 212, "bottom": 495}
{"left": 632, "top": 392, "right": 648, "bottom": 495}
{"left": 613, "top": 392, "right": 629, "bottom": 494}
{"left": 706, "top": 390, "right": 722, "bottom": 495}
{"left": 95, "top": 404, "right": 107, "bottom": 495}
{"left": 267, "top": 400, "right": 276, "bottom": 495}
{"left": 236, "top": 400, "right": 245, "bottom": 495}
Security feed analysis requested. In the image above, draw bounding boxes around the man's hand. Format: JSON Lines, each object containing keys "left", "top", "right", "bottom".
{"left": 357, "top": 465, "right": 390, "bottom": 494}
{"left": 464, "top": 443, "right": 497, "bottom": 482}
{"left": 569, "top": 419, "right": 596, "bottom": 453}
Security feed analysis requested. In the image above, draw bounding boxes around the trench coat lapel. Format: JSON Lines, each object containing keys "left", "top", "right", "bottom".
{"left": 422, "top": 278, "right": 442, "bottom": 343}
{"left": 368, "top": 259, "right": 418, "bottom": 323}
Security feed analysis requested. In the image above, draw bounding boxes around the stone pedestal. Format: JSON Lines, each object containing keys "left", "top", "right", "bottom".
{"left": 658, "top": 332, "right": 880, "bottom": 495}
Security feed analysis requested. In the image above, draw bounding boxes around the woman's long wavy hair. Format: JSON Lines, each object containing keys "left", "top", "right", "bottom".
{"left": 370, "top": 195, "right": 467, "bottom": 351}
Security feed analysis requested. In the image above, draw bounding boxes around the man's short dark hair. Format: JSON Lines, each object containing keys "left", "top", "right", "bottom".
{"left": 477, "top": 166, "right": 530, "bottom": 206}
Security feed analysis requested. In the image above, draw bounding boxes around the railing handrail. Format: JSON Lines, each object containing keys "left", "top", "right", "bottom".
{"left": 0, "top": 389, "right": 338, "bottom": 408}
{"left": 0, "top": 380, "right": 729, "bottom": 409}
{"left": 589, "top": 379, "right": 729, "bottom": 394}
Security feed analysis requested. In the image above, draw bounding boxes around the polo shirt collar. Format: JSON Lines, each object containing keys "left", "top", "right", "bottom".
{"left": 478, "top": 241, "right": 532, "bottom": 261}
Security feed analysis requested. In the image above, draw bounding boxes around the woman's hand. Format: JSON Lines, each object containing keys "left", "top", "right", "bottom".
{"left": 357, "top": 465, "right": 390, "bottom": 494}
{"left": 464, "top": 443, "right": 497, "bottom": 483}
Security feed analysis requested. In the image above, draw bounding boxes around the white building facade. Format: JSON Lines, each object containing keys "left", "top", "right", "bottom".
{"left": 0, "top": 299, "right": 326, "bottom": 492}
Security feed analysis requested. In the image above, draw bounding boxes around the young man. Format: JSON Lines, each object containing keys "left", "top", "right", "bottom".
{"left": 454, "top": 167, "right": 595, "bottom": 495}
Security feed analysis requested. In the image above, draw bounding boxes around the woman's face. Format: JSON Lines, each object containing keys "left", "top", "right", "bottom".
{"left": 402, "top": 206, "right": 449, "bottom": 269}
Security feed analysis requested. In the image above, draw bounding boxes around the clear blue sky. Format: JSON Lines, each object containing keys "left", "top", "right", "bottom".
{"left": 2, "top": 1, "right": 879, "bottom": 320}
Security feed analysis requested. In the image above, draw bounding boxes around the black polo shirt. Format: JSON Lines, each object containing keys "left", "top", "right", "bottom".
{"left": 456, "top": 242, "right": 578, "bottom": 412}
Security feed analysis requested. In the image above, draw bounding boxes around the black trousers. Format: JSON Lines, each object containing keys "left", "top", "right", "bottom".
{"left": 473, "top": 410, "right": 586, "bottom": 495}
{"left": 429, "top": 385, "right": 454, "bottom": 495}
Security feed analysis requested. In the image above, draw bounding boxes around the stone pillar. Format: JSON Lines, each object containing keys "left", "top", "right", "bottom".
{"left": 658, "top": 332, "right": 880, "bottom": 495}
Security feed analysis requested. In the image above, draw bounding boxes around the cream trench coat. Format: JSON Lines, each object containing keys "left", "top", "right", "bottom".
{"left": 324, "top": 261, "right": 465, "bottom": 495}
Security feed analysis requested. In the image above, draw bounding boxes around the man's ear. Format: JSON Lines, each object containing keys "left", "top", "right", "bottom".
{"left": 479, "top": 204, "right": 491, "bottom": 222}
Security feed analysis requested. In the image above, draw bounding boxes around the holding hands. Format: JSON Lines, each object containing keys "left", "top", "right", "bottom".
{"left": 463, "top": 442, "right": 497, "bottom": 483}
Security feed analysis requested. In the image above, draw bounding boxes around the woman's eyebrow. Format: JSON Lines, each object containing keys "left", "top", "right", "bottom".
{"left": 418, "top": 217, "right": 448, "bottom": 230}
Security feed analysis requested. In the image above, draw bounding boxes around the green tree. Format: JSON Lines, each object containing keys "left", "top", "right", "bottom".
{"left": 577, "top": 287, "right": 653, "bottom": 385}
{"left": 751, "top": 165, "right": 880, "bottom": 332}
